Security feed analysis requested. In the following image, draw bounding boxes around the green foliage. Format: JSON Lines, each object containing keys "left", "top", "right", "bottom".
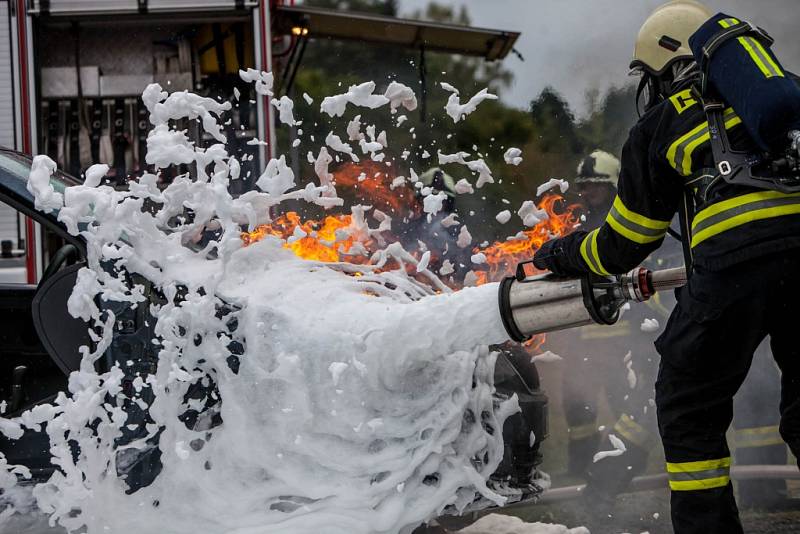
{"left": 578, "top": 84, "right": 639, "bottom": 155}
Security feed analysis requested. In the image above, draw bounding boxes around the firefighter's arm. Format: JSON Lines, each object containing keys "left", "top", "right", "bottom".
{"left": 534, "top": 126, "right": 680, "bottom": 276}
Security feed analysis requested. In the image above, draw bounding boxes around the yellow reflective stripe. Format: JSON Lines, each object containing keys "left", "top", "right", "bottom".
{"left": 735, "top": 424, "right": 780, "bottom": 437}
{"left": 590, "top": 230, "right": 609, "bottom": 275}
{"left": 667, "top": 121, "right": 708, "bottom": 175}
{"left": 667, "top": 457, "right": 731, "bottom": 473}
{"left": 612, "top": 197, "right": 671, "bottom": 230}
{"left": 669, "top": 475, "right": 730, "bottom": 491}
{"left": 693, "top": 190, "right": 794, "bottom": 226}
{"left": 606, "top": 216, "right": 663, "bottom": 244}
{"left": 717, "top": 17, "right": 783, "bottom": 78}
{"left": 681, "top": 112, "right": 741, "bottom": 176}
{"left": 606, "top": 197, "right": 670, "bottom": 245}
{"left": 614, "top": 424, "right": 637, "bottom": 444}
{"left": 738, "top": 36, "right": 784, "bottom": 78}
{"left": 614, "top": 414, "right": 651, "bottom": 447}
{"left": 666, "top": 108, "right": 740, "bottom": 176}
{"left": 749, "top": 37, "right": 784, "bottom": 77}
{"left": 693, "top": 205, "right": 800, "bottom": 247}
{"left": 667, "top": 457, "right": 732, "bottom": 491}
{"left": 691, "top": 191, "right": 800, "bottom": 247}
{"left": 580, "top": 229, "right": 610, "bottom": 276}
{"left": 734, "top": 425, "right": 784, "bottom": 448}
{"left": 580, "top": 231, "right": 594, "bottom": 272}
{"left": 580, "top": 321, "right": 632, "bottom": 339}
{"left": 569, "top": 422, "right": 598, "bottom": 440}
{"left": 717, "top": 17, "right": 740, "bottom": 29}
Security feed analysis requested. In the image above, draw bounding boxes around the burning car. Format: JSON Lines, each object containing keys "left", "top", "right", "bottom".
{"left": 0, "top": 147, "right": 550, "bottom": 523}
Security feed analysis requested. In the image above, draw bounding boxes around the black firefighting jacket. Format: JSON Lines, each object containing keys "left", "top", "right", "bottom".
{"left": 537, "top": 78, "right": 800, "bottom": 276}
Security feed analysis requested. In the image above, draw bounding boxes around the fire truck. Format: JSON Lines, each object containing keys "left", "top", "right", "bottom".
{"left": 0, "top": 2, "right": 553, "bottom": 517}
{"left": 0, "top": 0, "right": 519, "bottom": 285}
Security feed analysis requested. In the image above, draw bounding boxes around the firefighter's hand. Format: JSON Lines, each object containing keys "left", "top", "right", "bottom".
{"left": 533, "top": 239, "right": 571, "bottom": 277}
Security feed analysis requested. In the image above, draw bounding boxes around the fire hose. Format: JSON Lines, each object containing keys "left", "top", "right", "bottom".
{"left": 498, "top": 262, "right": 688, "bottom": 342}
{"left": 531, "top": 465, "right": 800, "bottom": 505}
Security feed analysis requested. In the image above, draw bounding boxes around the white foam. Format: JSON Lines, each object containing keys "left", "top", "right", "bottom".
{"left": 5, "top": 80, "right": 522, "bottom": 534}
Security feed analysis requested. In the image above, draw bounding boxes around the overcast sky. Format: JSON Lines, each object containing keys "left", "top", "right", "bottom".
{"left": 397, "top": 0, "right": 800, "bottom": 115}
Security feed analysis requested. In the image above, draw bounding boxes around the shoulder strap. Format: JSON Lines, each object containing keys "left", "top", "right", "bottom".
{"left": 698, "top": 21, "right": 774, "bottom": 94}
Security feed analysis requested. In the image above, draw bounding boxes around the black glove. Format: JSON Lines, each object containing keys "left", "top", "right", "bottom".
{"left": 533, "top": 238, "right": 571, "bottom": 277}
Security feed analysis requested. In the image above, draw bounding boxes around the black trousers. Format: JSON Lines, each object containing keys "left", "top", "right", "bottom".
{"left": 655, "top": 252, "right": 800, "bottom": 534}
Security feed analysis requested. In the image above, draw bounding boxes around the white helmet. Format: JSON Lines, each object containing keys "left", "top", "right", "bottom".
{"left": 419, "top": 167, "right": 457, "bottom": 197}
{"left": 575, "top": 150, "right": 620, "bottom": 187}
{"left": 630, "top": 0, "right": 713, "bottom": 75}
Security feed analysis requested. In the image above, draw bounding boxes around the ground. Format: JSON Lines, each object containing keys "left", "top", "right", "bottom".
{"left": 429, "top": 492, "right": 800, "bottom": 533}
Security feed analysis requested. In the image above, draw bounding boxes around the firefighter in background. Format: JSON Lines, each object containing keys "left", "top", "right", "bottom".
{"left": 418, "top": 167, "right": 457, "bottom": 214}
{"left": 558, "top": 150, "right": 625, "bottom": 478}
{"left": 733, "top": 340, "right": 788, "bottom": 508}
{"left": 409, "top": 168, "right": 463, "bottom": 275}
{"left": 557, "top": 151, "right": 664, "bottom": 508}
{"left": 533, "top": 1, "right": 800, "bottom": 532}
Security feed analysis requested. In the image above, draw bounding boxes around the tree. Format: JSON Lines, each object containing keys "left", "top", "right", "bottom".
{"left": 530, "top": 88, "right": 582, "bottom": 154}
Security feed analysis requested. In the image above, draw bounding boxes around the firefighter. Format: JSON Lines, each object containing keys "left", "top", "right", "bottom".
{"left": 555, "top": 150, "right": 628, "bottom": 477}
{"left": 733, "top": 338, "right": 788, "bottom": 508}
{"left": 557, "top": 150, "right": 667, "bottom": 510}
{"left": 532, "top": 1, "right": 800, "bottom": 532}
{"left": 418, "top": 167, "right": 457, "bottom": 214}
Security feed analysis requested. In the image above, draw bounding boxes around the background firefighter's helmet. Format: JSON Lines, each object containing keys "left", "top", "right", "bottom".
{"left": 575, "top": 150, "right": 620, "bottom": 187}
{"left": 419, "top": 167, "right": 457, "bottom": 197}
{"left": 630, "top": 0, "right": 712, "bottom": 75}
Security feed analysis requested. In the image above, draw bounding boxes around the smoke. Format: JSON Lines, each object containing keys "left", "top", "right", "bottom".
{"left": 399, "top": 0, "right": 800, "bottom": 115}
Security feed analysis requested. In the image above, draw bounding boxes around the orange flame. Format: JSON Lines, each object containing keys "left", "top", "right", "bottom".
{"left": 242, "top": 212, "right": 361, "bottom": 262}
{"left": 332, "top": 161, "right": 422, "bottom": 218}
{"left": 471, "top": 194, "right": 580, "bottom": 354}
{"left": 473, "top": 194, "right": 581, "bottom": 285}
{"left": 241, "top": 175, "right": 581, "bottom": 355}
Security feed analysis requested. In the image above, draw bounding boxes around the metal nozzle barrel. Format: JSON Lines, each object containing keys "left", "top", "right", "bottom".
{"left": 648, "top": 266, "right": 687, "bottom": 293}
{"left": 499, "top": 263, "right": 687, "bottom": 343}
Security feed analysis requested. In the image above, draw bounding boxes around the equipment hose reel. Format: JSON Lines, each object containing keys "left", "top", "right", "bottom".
{"left": 498, "top": 262, "right": 687, "bottom": 343}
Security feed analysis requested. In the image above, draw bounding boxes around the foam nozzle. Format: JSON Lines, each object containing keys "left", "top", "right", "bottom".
{"left": 498, "top": 264, "right": 687, "bottom": 343}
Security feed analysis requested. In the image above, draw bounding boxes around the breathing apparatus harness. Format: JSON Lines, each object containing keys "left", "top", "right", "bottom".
{"left": 666, "top": 22, "right": 800, "bottom": 271}
{"left": 694, "top": 22, "right": 800, "bottom": 195}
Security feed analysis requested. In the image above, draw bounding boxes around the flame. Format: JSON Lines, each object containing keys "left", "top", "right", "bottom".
{"left": 523, "top": 334, "right": 547, "bottom": 351}
{"left": 332, "top": 161, "right": 422, "bottom": 218}
{"left": 470, "top": 194, "right": 580, "bottom": 355}
{"left": 242, "top": 212, "right": 361, "bottom": 262}
{"left": 241, "top": 191, "right": 580, "bottom": 357}
{"left": 473, "top": 194, "right": 581, "bottom": 285}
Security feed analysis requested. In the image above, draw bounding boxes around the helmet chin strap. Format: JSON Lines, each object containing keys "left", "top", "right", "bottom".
{"left": 635, "top": 74, "right": 662, "bottom": 117}
{"left": 635, "top": 60, "right": 698, "bottom": 117}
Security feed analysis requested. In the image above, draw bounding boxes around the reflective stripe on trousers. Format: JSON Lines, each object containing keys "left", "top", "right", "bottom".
{"left": 666, "top": 457, "right": 731, "bottom": 491}
{"left": 734, "top": 425, "right": 784, "bottom": 448}
{"left": 613, "top": 413, "right": 652, "bottom": 448}
{"left": 568, "top": 422, "right": 598, "bottom": 441}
